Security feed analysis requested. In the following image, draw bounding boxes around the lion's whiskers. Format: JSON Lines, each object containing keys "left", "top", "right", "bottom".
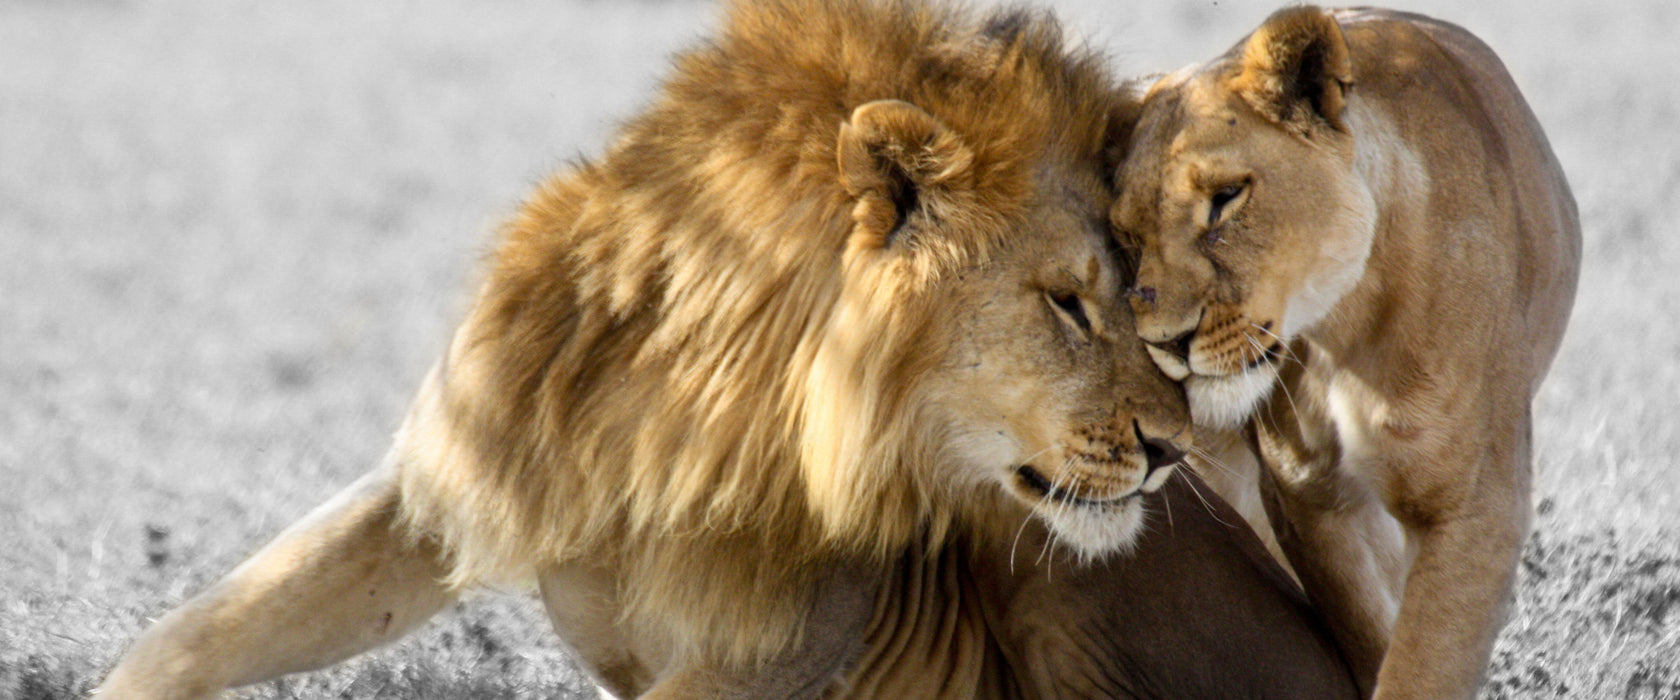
{"left": 1015, "top": 445, "right": 1058, "bottom": 471}
{"left": 1186, "top": 443, "right": 1236, "bottom": 480}
{"left": 1181, "top": 445, "right": 1240, "bottom": 528}
{"left": 1160, "top": 478, "right": 1175, "bottom": 532}
{"left": 1035, "top": 454, "right": 1081, "bottom": 574}
{"left": 1007, "top": 443, "right": 1063, "bottom": 574}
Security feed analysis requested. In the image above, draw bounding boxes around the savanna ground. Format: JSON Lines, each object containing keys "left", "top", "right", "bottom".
{"left": 1, "top": 0, "right": 1674, "bottom": 697}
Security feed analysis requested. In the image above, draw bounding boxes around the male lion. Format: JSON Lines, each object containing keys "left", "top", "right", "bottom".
{"left": 1112, "top": 6, "right": 1580, "bottom": 699}
{"left": 101, "top": 1, "right": 1208, "bottom": 697}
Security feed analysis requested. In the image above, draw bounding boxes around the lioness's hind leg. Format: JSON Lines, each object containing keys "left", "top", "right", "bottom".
{"left": 99, "top": 462, "right": 455, "bottom": 699}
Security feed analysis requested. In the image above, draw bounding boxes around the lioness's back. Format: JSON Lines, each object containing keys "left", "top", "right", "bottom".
{"left": 1337, "top": 7, "right": 1580, "bottom": 379}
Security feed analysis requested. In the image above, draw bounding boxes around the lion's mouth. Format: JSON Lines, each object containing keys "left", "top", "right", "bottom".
{"left": 1014, "top": 464, "right": 1134, "bottom": 507}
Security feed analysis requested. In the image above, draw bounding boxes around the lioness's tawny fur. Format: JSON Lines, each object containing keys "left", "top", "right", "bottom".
{"left": 1112, "top": 6, "right": 1579, "bottom": 699}
{"left": 101, "top": 2, "right": 1203, "bottom": 697}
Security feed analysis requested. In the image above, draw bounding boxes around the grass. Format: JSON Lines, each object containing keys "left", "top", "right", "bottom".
{"left": 2, "top": 0, "right": 1674, "bottom": 697}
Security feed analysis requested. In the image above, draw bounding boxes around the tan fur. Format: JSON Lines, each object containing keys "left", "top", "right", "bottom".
{"left": 101, "top": 2, "right": 1195, "bottom": 698}
{"left": 1113, "top": 6, "right": 1579, "bottom": 699}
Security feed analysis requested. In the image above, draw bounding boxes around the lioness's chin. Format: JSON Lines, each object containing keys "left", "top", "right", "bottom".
{"left": 1036, "top": 498, "right": 1149, "bottom": 560}
{"left": 1185, "top": 368, "right": 1278, "bottom": 430}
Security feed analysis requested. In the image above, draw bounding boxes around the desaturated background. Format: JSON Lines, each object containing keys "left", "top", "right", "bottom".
{"left": 2, "top": 0, "right": 1675, "bottom": 697}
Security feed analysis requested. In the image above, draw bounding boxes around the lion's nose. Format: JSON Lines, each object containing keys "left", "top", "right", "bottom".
{"left": 1132, "top": 421, "right": 1186, "bottom": 474}
{"left": 1140, "top": 436, "right": 1185, "bottom": 472}
{"left": 1144, "top": 328, "right": 1195, "bottom": 363}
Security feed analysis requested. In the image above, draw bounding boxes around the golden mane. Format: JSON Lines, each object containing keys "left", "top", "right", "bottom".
{"left": 394, "top": 0, "right": 1124, "bottom": 663}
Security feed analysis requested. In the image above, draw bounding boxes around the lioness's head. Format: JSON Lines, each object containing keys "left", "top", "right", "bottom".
{"left": 806, "top": 92, "right": 1189, "bottom": 559}
{"left": 1112, "top": 6, "right": 1378, "bottom": 428}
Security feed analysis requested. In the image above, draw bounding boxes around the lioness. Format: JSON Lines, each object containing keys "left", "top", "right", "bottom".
{"left": 101, "top": 1, "right": 1204, "bottom": 697}
{"left": 1111, "top": 6, "right": 1579, "bottom": 699}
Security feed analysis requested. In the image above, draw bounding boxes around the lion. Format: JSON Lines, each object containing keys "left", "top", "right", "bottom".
{"left": 1110, "top": 6, "right": 1580, "bottom": 699}
{"left": 98, "top": 2, "right": 1206, "bottom": 697}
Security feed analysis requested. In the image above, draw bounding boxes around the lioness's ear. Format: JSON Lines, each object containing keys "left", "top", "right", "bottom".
{"left": 837, "top": 99, "right": 974, "bottom": 250}
{"left": 1227, "top": 6, "right": 1352, "bottom": 135}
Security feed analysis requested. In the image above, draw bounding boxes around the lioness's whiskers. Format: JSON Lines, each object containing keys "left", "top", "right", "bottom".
{"left": 1249, "top": 322, "right": 1306, "bottom": 369}
{"left": 1245, "top": 332, "right": 1309, "bottom": 436}
{"left": 1239, "top": 334, "right": 1303, "bottom": 441}
{"left": 1249, "top": 334, "right": 1308, "bottom": 432}
{"left": 1273, "top": 378, "right": 1307, "bottom": 427}
{"left": 1249, "top": 330, "right": 1310, "bottom": 443}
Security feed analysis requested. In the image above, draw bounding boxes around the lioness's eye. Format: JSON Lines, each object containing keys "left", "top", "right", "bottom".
{"left": 1047, "top": 291, "right": 1092, "bottom": 334}
{"left": 1208, "top": 183, "right": 1246, "bottom": 228}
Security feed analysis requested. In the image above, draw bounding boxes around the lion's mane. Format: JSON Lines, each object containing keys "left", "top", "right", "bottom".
{"left": 396, "top": 0, "right": 1123, "bottom": 663}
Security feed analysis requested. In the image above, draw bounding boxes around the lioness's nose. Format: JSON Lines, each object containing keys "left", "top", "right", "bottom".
{"left": 1125, "top": 286, "right": 1157, "bottom": 317}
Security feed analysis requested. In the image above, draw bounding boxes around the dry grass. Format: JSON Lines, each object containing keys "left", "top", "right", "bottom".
{"left": 1, "top": 1, "right": 1673, "bottom": 698}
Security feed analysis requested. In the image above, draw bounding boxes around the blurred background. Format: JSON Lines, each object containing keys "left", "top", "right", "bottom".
{"left": 2, "top": 0, "right": 1674, "bottom": 697}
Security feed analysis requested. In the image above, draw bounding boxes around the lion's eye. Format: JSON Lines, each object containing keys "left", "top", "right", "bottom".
{"left": 1207, "top": 183, "right": 1247, "bottom": 229}
{"left": 1047, "top": 291, "right": 1092, "bottom": 335}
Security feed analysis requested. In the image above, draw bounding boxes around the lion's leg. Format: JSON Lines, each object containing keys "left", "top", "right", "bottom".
{"left": 637, "top": 663, "right": 853, "bottom": 700}
{"left": 1370, "top": 431, "right": 1530, "bottom": 700}
{"left": 617, "top": 603, "right": 877, "bottom": 700}
{"left": 536, "top": 563, "right": 649, "bottom": 698}
{"left": 536, "top": 556, "right": 880, "bottom": 700}
{"left": 99, "top": 463, "right": 455, "bottom": 700}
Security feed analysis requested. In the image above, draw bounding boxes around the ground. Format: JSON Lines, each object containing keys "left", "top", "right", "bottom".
{"left": 1, "top": 0, "right": 1674, "bottom": 698}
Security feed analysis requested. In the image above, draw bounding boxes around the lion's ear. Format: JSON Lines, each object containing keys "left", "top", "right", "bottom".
{"left": 837, "top": 99, "right": 974, "bottom": 250}
{"left": 1227, "top": 6, "right": 1352, "bottom": 135}
{"left": 1102, "top": 81, "right": 1149, "bottom": 188}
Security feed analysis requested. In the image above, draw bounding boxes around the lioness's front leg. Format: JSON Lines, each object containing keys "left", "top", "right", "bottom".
{"left": 1254, "top": 378, "right": 1532, "bottom": 699}
{"left": 1247, "top": 371, "right": 1408, "bottom": 696}
{"left": 1255, "top": 455, "right": 1406, "bottom": 694}
{"left": 1371, "top": 434, "right": 1530, "bottom": 700}
{"left": 99, "top": 463, "right": 454, "bottom": 699}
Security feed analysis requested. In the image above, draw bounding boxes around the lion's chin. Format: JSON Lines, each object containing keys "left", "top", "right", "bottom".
{"left": 1185, "top": 367, "right": 1278, "bottom": 430}
{"left": 1033, "top": 497, "right": 1149, "bottom": 562}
